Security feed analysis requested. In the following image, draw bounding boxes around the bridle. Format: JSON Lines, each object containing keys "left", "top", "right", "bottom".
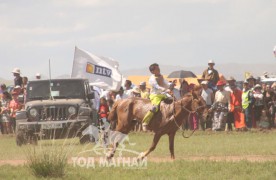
{"left": 172, "top": 94, "right": 206, "bottom": 138}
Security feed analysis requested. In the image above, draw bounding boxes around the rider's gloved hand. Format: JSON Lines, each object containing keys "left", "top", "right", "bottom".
{"left": 160, "top": 87, "right": 166, "bottom": 92}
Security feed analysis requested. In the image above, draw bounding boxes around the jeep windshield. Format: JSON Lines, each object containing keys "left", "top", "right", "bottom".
{"left": 26, "top": 79, "right": 85, "bottom": 101}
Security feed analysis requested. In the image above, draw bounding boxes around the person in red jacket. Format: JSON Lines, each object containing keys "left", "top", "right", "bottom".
{"left": 98, "top": 97, "right": 109, "bottom": 120}
{"left": 98, "top": 97, "right": 110, "bottom": 145}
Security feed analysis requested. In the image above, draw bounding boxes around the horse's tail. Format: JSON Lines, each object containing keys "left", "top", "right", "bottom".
{"left": 108, "top": 101, "right": 119, "bottom": 122}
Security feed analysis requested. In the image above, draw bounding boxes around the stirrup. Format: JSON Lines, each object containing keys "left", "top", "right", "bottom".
{"left": 142, "top": 123, "right": 148, "bottom": 132}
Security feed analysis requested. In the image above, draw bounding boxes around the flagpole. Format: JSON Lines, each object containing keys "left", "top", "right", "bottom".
{"left": 49, "top": 59, "right": 54, "bottom": 100}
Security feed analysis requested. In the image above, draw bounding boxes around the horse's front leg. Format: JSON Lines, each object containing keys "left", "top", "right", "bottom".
{"left": 138, "top": 133, "right": 162, "bottom": 160}
{"left": 168, "top": 132, "right": 176, "bottom": 159}
{"left": 106, "top": 141, "right": 119, "bottom": 160}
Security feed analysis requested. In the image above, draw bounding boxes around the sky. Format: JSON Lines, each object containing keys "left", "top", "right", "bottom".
{"left": 0, "top": 0, "right": 276, "bottom": 80}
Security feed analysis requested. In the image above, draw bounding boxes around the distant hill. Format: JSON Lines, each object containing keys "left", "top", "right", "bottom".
{"left": 121, "top": 63, "right": 276, "bottom": 81}
{"left": 0, "top": 78, "right": 13, "bottom": 86}
{"left": 1, "top": 63, "right": 275, "bottom": 84}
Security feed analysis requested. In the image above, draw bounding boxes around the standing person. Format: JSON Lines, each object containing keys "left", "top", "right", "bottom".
{"left": 168, "top": 82, "right": 181, "bottom": 100}
{"left": 9, "top": 91, "right": 22, "bottom": 133}
{"left": 242, "top": 81, "right": 254, "bottom": 129}
{"left": 98, "top": 97, "right": 110, "bottom": 122}
{"left": 139, "top": 82, "right": 149, "bottom": 99}
{"left": 35, "top": 73, "right": 41, "bottom": 80}
{"left": 115, "top": 87, "right": 129, "bottom": 101}
{"left": 124, "top": 80, "right": 133, "bottom": 97}
{"left": 142, "top": 63, "right": 169, "bottom": 131}
{"left": 209, "top": 80, "right": 230, "bottom": 131}
{"left": 0, "top": 84, "right": 7, "bottom": 99}
{"left": 229, "top": 82, "right": 246, "bottom": 131}
{"left": 200, "top": 81, "right": 214, "bottom": 130}
{"left": 12, "top": 68, "right": 23, "bottom": 87}
{"left": 22, "top": 77, "right": 28, "bottom": 88}
{"left": 98, "top": 97, "right": 110, "bottom": 145}
{"left": 179, "top": 79, "right": 189, "bottom": 97}
{"left": 131, "top": 87, "right": 141, "bottom": 97}
{"left": 247, "top": 75, "right": 256, "bottom": 89}
{"left": 252, "top": 84, "right": 264, "bottom": 127}
{"left": 0, "top": 91, "right": 12, "bottom": 134}
{"left": 224, "top": 77, "right": 238, "bottom": 131}
{"left": 263, "top": 84, "right": 275, "bottom": 128}
{"left": 202, "top": 60, "right": 220, "bottom": 91}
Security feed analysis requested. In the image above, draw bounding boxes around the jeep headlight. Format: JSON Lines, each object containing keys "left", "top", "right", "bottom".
{"left": 29, "top": 108, "right": 38, "bottom": 117}
{"left": 68, "top": 106, "right": 77, "bottom": 115}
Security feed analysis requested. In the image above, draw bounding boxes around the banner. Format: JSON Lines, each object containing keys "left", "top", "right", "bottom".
{"left": 71, "top": 47, "right": 122, "bottom": 91}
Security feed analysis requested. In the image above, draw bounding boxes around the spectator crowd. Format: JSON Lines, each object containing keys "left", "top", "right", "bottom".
{"left": 1, "top": 62, "right": 276, "bottom": 135}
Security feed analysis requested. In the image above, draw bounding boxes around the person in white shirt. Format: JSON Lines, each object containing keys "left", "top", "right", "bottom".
{"left": 200, "top": 81, "right": 214, "bottom": 130}
{"left": 142, "top": 63, "right": 169, "bottom": 131}
{"left": 115, "top": 87, "right": 129, "bottom": 101}
{"left": 209, "top": 80, "right": 230, "bottom": 131}
{"left": 124, "top": 80, "right": 133, "bottom": 97}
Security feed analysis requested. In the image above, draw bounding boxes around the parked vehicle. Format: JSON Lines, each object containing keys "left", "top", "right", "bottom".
{"left": 15, "top": 78, "right": 96, "bottom": 146}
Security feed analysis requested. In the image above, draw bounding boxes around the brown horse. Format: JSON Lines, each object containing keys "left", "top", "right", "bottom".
{"left": 107, "top": 90, "right": 206, "bottom": 160}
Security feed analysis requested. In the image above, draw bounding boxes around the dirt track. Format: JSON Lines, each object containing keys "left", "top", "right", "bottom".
{"left": 1, "top": 155, "right": 276, "bottom": 166}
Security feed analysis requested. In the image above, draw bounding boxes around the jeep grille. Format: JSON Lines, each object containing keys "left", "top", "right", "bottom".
{"left": 38, "top": 107, "right": 68, "bottom": 121}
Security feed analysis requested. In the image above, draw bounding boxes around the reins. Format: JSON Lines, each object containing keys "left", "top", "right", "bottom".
{"left": 172, "top": 95, "right": 204, "bottom": 138}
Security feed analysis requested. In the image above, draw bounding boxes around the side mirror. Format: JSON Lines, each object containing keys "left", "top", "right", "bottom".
{"left": 87, "top": 92, "right": 94, "bottom": 99}
{"left": 16, "top": 110, "right": 27, "bottom": 120}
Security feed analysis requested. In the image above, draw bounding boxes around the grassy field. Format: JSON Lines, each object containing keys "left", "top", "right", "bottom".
{"left": 0, "top": 130, "right": 276, "bottom": 179}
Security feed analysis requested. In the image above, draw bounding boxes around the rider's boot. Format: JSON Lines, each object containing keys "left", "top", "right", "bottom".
{"left": 142, "top": 111, "right": 154, "bottom": 132}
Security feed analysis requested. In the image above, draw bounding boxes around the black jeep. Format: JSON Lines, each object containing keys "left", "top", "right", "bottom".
{"left": 15, "top": 78, "right": 96, "bottom": 146}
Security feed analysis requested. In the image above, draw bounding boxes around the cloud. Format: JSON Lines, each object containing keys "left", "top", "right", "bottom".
{"left": 0, "top": 0, "right": 276, "bottom": 80}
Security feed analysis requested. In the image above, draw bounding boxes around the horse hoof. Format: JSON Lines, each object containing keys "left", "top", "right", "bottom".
{"left": 171, "top": 155, "right": 175, "bottom": 160}
{"left": 137, "top": 152, "right": 145, "bottom": 161}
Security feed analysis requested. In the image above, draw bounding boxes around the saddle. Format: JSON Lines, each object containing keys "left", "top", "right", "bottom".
{"left": 159, "top": 101, "right": 175, "bottom": 121}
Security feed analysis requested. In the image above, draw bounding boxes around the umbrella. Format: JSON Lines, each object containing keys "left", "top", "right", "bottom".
{"left": 167, "top": 70, "right": 197, "bottom": 79}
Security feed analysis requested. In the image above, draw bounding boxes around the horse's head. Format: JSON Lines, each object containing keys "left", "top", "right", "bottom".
{"left": 179, "top": 86, "right": 206, "bottom": 116}
{"left": 190, "top": 90, "right": 206, "bottom": 116}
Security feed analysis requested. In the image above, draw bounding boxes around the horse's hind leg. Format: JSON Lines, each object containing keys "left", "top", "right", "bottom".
{"left": 168, "top": 132, "right": 176, "bottom": 159}
{"left": 138, "top": 133, "right": 161, "bottom": 159}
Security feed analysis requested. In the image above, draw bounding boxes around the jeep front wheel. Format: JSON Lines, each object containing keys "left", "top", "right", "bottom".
{"left": 16, "top": 130, "right": 27, "bottom": 146}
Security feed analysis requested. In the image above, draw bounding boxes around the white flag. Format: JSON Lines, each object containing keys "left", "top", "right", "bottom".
{"left": 71, "top": 47, "right": 122, "bottom": 91}
{"left": 274, "top": 46, "right": 276, "bottom": 57}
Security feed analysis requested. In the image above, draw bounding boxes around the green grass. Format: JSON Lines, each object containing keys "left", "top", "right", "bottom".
{"left": 0, "top": 160, "right": 276, "bottom": 180}
{"left": 1, "top": 130, "right": 276, "bottom": 160}
{"left": 0, "top": 130, "right": 276, "bottom": 179}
